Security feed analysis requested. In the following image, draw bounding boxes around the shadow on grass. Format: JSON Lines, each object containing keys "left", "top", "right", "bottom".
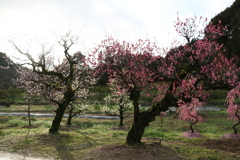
{"left": 37, "top": 129, "right": 100, "bottom": 159}
{"left": 76, "top": 129, "right": 99, "bottom": 146}
{"left": 38, "top": 133, "right": 75, "bottom": 160}
{"left": 20, "top": 128, "right": 32, "bottom": 159}
{"left": 74, "top": 120, "right": 118, "bottom": 129}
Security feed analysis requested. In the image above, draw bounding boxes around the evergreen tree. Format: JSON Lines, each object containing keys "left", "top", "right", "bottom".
{"left": 0, "top": 52, "right": 18, "bottom": 89}
{"left": 211, "top": 0, "right": 240, "bottom": 61}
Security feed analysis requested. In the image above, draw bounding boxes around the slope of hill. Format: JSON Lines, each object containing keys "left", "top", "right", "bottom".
{"left": 0, "top": 52, "right": 19, "bottom": 89}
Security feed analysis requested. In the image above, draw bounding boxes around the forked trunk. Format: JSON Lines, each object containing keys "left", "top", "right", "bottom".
{"left": 126, "top": 92, "right": 177, "bottom": 145}
{"left": 126, "top": 112, "right": 148, "bottom": 144}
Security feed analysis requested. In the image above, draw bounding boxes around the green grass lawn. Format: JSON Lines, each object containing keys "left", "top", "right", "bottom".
{"left": 0, "top": 108, "right": 239, "bottom": 160}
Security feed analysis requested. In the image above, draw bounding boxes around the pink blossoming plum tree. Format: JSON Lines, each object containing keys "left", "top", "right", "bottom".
{"left": 227, "top": 84, "right": 240, "bottom": 134}
{"left": 177, "top": 98, "right": 203, "bottom": 133}
{"left": 95, "top": 15, "right": 239, "bottom": 145}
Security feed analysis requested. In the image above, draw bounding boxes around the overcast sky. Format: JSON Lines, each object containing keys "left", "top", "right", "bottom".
{"left": 0, "top": 0, "right": 235, "bottom": 57}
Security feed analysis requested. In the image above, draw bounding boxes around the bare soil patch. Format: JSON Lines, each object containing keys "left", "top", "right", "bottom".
{"left": 183, "top": 131, "right": 240, "bottom": 155}
{"left": 182, "top": 130, "right": 205, "bottom": 138}
{"left": 22, "top": 125, "right": 39, "bottom": 129}
{"left": 202, "top": 139, "right": 240, "bottom": 153}
{"left": 82, "top": 142, "right": 187, "bottom": 160}
{"left": 7, "top": 124, "right": 18, "bottom": 128}
{"left": 58, "top": 125, "right": 80, "bottom": 131}
{"left": 109, "top": 126, "right": 131, "bottom": 131}
{"left": 219, "top": 133, "right": 240, "bottom": 140}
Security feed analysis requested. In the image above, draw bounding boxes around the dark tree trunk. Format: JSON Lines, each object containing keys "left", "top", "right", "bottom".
{"left": 126, "top": 92, "right": 178, "bottom": 145}
{"left": 190, "top": 119, "right": 197, "bottom": 133}
{"left": 49, "top": 104, "right": 67, "bottom": 133}
{"left": 233, "top": 109, "right": 240, "bottom": 134}
{"left": 66, "top": 115, "right": 73, "bottom": 126}
{"left": 233, "top": 121, "right": 240, "bottom": 134}
{"left": 126, "top": 89, "right": 141, "bottom": 144}
{"left": 188, "top": 110, "right": 198, "bottom": 133}
{"left": 49, "top": 89, "right": 74, "bottom": 133}
{"left": 160, "top": 117, "right": 163, "bottom": 129}
{"left": 126, "top": 112, "right": 149, "bottom": 144}
{"left": 119, "top": 98, "right": 124, "bottom": 126}
{"left": 66, "top": 106, "right": 73, "bottom": 126}
{"left": 27, "top": 104, "right": 31, "bottom": 126}
{"left": 119, "top": 114, "right": 124, "bottom": 126}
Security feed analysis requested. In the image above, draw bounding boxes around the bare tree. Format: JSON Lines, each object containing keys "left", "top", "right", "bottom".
{"left": 13, "top": 33, "right": 96, "bottom": 133}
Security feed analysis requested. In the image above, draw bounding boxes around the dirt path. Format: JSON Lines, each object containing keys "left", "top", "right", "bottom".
{"left": 0, "top": 151, "right": 52, "bottom": 160}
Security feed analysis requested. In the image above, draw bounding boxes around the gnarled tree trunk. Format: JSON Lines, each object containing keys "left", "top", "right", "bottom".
{"left": 49, "top": 104, "right": 67, "bottom": 133}
{"left": 126, "top": 89, "right": 141, "bottom": 144}
{"left": 126, "top": 111, "right": 150, "bottom": 144}
{"left": 49, "top": 90, "right": 74, "bottom": 133}
{"left": 126, "top": 92, "right": 177, "bottom": 145}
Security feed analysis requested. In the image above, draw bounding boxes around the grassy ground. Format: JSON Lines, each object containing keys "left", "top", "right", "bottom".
{"left": 0, "top": 106, "right": 240, "bottom": 160}
{"left": 0, "top": 104, "right": 57, "bottom": 112}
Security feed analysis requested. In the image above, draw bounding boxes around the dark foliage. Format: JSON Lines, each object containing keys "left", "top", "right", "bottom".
{"left": 211, "top": 0, "right": 240, "bottom": 63}
{"left": 0, "top": 52, "right": 19, "bottom": 89}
